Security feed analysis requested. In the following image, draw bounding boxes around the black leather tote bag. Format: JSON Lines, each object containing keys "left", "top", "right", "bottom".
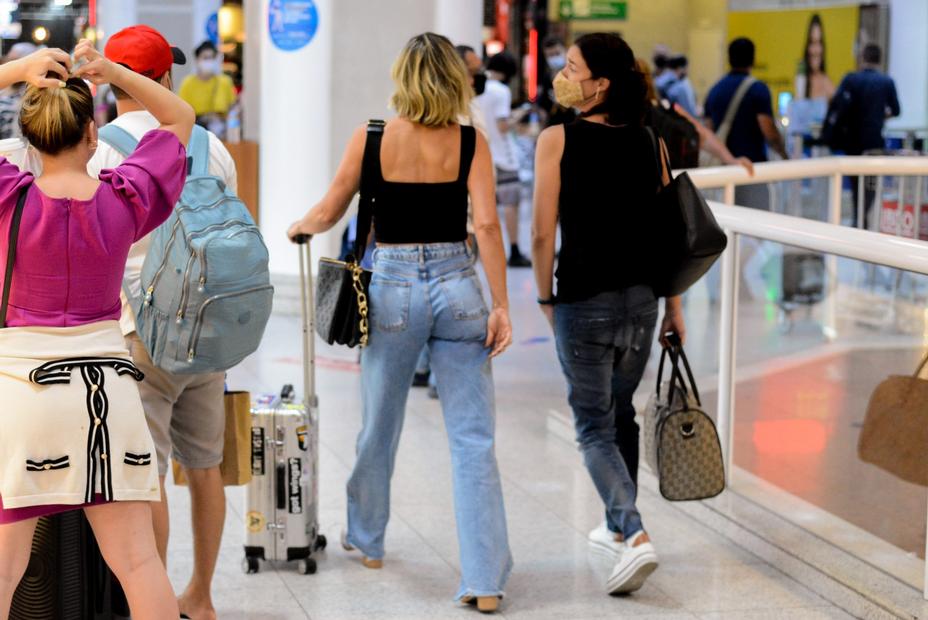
{"left": 646, "top": 128, "right": 728, "bottom": 297}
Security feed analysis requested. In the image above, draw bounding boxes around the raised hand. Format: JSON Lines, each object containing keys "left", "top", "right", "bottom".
{"left": 71, "top": 38, "right": 120, "bottom": 85}
{"left": 12, "top": 47, "right": 71, "bottom": 88}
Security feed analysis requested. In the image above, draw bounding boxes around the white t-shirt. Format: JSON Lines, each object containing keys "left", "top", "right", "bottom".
{"left": 462, "top": 99, "right": 488, "bottom": 140}
{"left": 477, "top": 79, "right": 519, "bottom": 172}
{"left": 87, "top": 111, "right": 238, "bottom": 336}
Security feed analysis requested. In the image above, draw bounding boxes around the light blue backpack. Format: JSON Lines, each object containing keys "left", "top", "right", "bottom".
{"left": 99, "top": 125, "right": 273, "bottom": 374}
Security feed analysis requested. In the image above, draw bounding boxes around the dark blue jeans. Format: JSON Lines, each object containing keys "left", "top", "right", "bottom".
{"left": 554, "top": 287, "right": 658, "bottom": 537}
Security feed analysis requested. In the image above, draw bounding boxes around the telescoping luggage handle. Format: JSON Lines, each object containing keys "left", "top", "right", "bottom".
{"left": 655, "top": 333, "right": 702, "bottom": 409}
{"left": 293, "top": 234, "right": 317, "bottom": 409}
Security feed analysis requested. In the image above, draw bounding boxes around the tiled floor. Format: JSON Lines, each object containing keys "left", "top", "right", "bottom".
{"left": 159, "top": 258, "right": 923, "bottom": 619}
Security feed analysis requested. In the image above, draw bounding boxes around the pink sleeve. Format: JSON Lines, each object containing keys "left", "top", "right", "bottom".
{"left": 0, "top": 158, "right": 33, "bottom": 213}
{"left": 99, "top": 129, "right": 187, "bottom": 241}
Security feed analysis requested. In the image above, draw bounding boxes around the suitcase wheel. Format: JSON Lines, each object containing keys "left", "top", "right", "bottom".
{"left": 297, "top": 558, "right": 317, "bottom": 575}
{"left": 314, "top": 534, "right": 327, "bottom": 552}
{"left": 242, "top": 557, "right": 260, "bottom": 574}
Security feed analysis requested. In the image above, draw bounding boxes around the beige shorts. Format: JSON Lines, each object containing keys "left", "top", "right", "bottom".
{"left": 126, "top": 333, "right": 225, "bottom": 476}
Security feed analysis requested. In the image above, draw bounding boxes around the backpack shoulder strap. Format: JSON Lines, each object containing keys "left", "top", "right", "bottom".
{"left": 188, "top": 126, "right": 210, "bottom": 176}
{"left": 98, "top": 124, "right": 140, "bottom": 158}
{"left": 716, "top": 76, "right": 756, "bottom": 144}
{"left": 354, "top": 120, "right": 385, "bottom": 259}
{"left": 457, "top": 125, "right": 477, "bottom": 183}
{"left": 1, "top": 186, "right": 29, "bottom": 328}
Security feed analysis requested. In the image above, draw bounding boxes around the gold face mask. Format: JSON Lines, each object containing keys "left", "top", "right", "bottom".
{"left": 553, "top": 71, "right": 596, "bottom": 109}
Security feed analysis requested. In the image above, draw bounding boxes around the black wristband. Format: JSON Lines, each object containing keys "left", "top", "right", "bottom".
{"left": 537, "top": 297, "right": 555, "bottom": 306}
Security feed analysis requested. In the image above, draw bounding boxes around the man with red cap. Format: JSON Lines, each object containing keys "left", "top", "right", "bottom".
{"left": 88, "top": 25, "right": 237, "bottom": 620}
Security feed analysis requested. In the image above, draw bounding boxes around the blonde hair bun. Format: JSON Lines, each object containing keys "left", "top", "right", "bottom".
{"left": 20, "top": 77, "right": 94, "bottom": 155}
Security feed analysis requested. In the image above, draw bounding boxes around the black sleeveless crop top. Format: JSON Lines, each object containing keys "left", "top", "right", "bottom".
{"left": 371, "top": 125, "right": 476, "bottom": 244}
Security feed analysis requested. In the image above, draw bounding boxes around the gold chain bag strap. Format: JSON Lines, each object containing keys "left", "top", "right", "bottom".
{"left": 313, "top": 120, "right": 382, "bottom": 348}
{"left": 350, "top": 260, "right": 369, "bottom": 346}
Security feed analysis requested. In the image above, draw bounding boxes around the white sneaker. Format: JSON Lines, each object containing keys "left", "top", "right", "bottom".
{"left": 606, "top": 531, "right": 659, "bottom": 595}
{"left": 588, "top": 522, "right": 625, "bottom": 559}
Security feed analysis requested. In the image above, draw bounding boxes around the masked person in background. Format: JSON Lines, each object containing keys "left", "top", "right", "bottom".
{"left": 178, "top": 41, "right": 236, "bottom": 139}
{"left": 540, "top": 37, "right": 576, "bottom": 128}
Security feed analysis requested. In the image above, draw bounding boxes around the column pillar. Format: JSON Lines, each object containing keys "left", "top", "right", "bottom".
{"left": 192, "top": 0, "right": 222, "bottom": 50}
{"left": 95, "top": 0, "right": 137, "bottom": 43}
{"left": 887, "top": 0, "right": 928, "bottom": 131}
{"left": 260, "top": 0, "right": 334, "bottom": 276}
{"left": 434, "top": 0, "right": 483, "bottom": 50}
{"left": 242, "top": 0, "right": 262, "bottom": 142}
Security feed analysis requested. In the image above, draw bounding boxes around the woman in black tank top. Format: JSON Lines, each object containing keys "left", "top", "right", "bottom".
{"left": 287, "top": 33, "right": 512, "bottom": 613}
{"left": 531, "top": 33, "right": 687, "bottom": 596}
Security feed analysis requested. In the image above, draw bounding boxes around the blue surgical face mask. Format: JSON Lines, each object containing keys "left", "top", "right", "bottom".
{"left": 547, "top": 54, "right": 566, "bottom": 73}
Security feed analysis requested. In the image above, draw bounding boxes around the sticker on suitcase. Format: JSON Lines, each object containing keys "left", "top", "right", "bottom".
{"left": 296, "top": 425, "right": 309, "bottom": 451}
{"left": 247, "top": 511, "right": 266, "bottom": 533}
{"left": 251, "top": 427, "right": 266, "bottom": 475}
{"left": 288, "top": 457, "right": 303, "bottom": 514}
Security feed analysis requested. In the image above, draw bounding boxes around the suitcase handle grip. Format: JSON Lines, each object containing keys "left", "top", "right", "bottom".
{"left": 276, "top": 463, "right": 287, "bottom": 510}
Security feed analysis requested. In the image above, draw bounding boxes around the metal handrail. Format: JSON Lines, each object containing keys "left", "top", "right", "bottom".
{"left": 709, "top": 202, "right": 928, "bottom": 274}
{"left": 702, "top": 157, "right": 928, "bottom": 600}
{"left": 686, "top": 156, "right": 928, "bottom": 188}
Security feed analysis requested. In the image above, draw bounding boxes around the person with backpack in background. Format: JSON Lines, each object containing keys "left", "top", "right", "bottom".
{"left": 637, "top": 58, "right": 753, "bottom": 175}
{"left": 87, "top": 25, "right": 240, "bottom": 620}
{"left": 0, "top": 40, "right": 194, "bottom": 620}
{"left": 704, "top": 38, "right": 787, "bottom": 210}
{"left": 823, "top": 43, "right": 899, "bottom": 228}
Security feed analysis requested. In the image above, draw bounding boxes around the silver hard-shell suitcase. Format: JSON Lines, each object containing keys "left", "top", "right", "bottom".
{"left": 242, "top": 238, "right": 326, "bottom": 575}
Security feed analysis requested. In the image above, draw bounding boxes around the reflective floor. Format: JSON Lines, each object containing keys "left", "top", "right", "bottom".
{"left": 158, "top": 256, "right": 925, "bottom": 619}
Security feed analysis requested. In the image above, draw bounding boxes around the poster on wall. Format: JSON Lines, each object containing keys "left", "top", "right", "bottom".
{"left": 728, "top": 6, "right": 859, "bottom": 134}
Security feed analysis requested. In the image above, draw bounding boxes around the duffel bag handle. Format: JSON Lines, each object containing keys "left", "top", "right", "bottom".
{"left": 666, "top": 335, "right": 702, "bottom": 408}
{"left": 657, "top": 333, "right": 702, "bottom": 409}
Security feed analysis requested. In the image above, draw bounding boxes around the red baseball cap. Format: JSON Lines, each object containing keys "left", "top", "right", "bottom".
{"left": 104, "top": 25, "right": 186, "bottom": 79}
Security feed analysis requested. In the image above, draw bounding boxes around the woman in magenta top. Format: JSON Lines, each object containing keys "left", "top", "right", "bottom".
{"left": 0, "top": 42, "right": 194, "bottom": 620}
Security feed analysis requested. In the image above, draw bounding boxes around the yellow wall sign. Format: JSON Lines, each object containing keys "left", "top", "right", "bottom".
{"left": 728, "top": 6, "right": 859, "bottom": 104}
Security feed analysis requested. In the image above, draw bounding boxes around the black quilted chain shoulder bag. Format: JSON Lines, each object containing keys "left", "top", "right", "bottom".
{"left": 313, "top": 120, "right": 383, "bottom": 348}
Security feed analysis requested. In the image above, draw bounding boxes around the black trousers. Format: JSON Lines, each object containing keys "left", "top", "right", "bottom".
{"left": 849, "top": 176, "right": 877, "bottom": 229}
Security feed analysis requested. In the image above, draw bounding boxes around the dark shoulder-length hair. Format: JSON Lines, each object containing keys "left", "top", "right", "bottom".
{"left": 575, "top": 33, "right": 647, "bottom": 126}
{"left": 803, "top": 14, "right": 826, "bottom": 97}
